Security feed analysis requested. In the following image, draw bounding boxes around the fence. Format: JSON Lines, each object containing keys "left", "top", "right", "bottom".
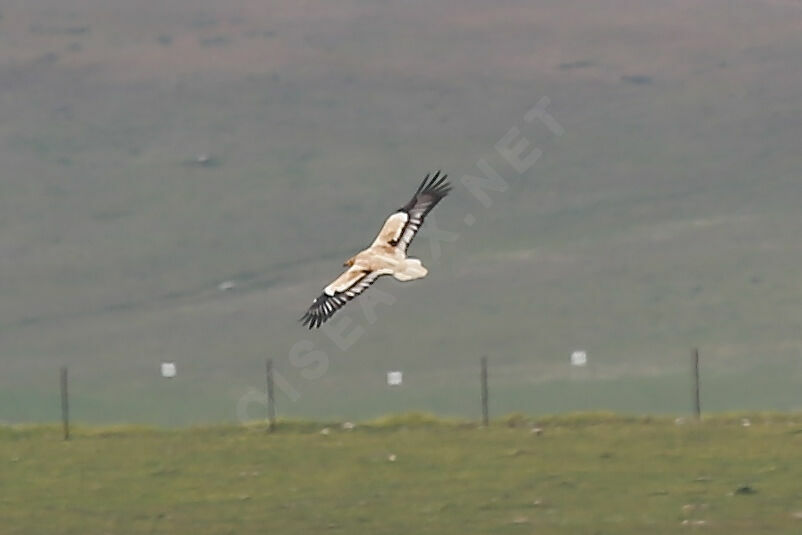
{"left": 52, "top": 349, "right": 711, "bottom": 438}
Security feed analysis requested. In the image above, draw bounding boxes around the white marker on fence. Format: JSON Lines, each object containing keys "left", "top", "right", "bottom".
{"left": 218, "top": 280, "right": 236, "bottom": 291}
{"left": 570, "top": 351, "right": 588, "bottom": 367}
{"left": 387, "top": 371, "right": 403, "bottom": 386}
{"left": 161, "top": 362, "right": 177, "bottom": 378}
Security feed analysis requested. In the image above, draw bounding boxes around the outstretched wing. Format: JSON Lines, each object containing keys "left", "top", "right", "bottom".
{"left": 300, "top": 266, "right": 387, "bottom": 329}
{"left": 391, "top": 171, "right": 451, "bottom": 253}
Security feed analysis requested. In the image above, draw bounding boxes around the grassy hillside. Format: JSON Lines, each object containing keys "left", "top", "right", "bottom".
{"left": 2, "top": 1, "right": 802, "bottom": 424}
{"left": 4, "top": 414, "right": 802, "bottom": 534}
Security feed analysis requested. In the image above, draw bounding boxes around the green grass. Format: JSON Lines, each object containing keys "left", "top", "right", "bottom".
{"left": 4, "top": 413, "right": 802, "bottom": 534}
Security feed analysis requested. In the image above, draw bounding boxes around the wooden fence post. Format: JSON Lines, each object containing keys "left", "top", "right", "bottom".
{"left": 692, "top": 348, "right": 701, "bottom": 420}
{"left": 480, "top": 356, "right": 489, "bottom": 426}
{"left": 60, "top": 366, "right": 70, "bottom": 440}
{"left": 266, "top": 358, "right": 276, "bottom": 432}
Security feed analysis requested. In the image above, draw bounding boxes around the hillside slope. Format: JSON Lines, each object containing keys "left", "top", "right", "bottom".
{"left": 2, "top": 0, "right": 802, "bottom": 423}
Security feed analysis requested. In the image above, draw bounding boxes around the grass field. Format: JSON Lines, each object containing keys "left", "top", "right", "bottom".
{"left": 4, "top": 413, "right": 802, "bottom": 534}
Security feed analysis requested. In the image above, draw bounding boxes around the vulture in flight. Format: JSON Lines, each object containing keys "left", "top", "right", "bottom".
{"left": 301, "top": 171, "right": 451, "bottom": 329}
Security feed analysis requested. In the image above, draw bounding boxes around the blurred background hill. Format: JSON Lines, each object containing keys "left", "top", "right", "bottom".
{"left": 2, "top": 0, "right": 802, "bottom": 425}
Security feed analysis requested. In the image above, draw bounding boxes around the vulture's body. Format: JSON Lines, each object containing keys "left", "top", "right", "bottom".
{"left": 300, "top": 172, "right": 451, "bottom": 329}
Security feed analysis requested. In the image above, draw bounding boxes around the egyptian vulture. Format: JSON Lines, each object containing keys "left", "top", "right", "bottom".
{"left": 300, "top": 171, "right": 451, "bottom": 329}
